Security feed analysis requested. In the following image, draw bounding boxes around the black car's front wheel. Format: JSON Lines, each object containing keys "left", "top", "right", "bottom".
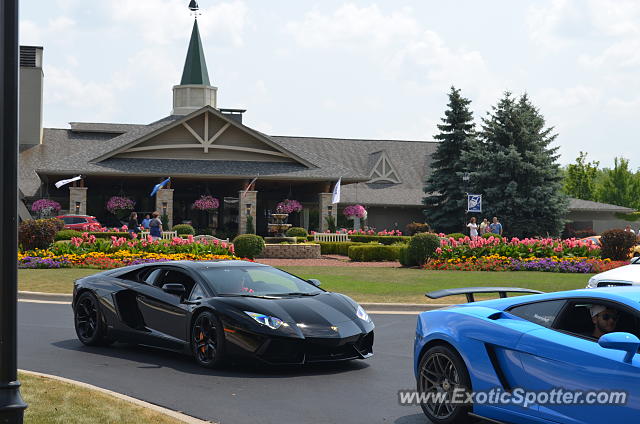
{"left": 192, "top": 311, "right": 225, "bottom": 368}
{"left": 74, "top": 291, "right": 111, "bottom": 346}
{"left": 417, "top": 344, "right": 472, "bottom": 424}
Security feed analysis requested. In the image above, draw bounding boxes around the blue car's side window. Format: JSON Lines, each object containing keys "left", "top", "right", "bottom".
{"left": 508, "top": 300, "right": 566, "bottom": 328}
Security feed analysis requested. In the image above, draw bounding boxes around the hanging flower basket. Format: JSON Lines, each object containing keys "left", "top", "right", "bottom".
{"left": 343, "top": 204, "right": 367, "bottom": 219}
{"left": 31, "top": 199, "right": 61, "bottom": 218}
{"left": 106, "top": 196, "right": 136, "bottom": 216}
{"left": 275, "top": 199, "right": 303, "bottom": 214}
{"left": 192, "top": 195, "right": 220, "bottom": 211}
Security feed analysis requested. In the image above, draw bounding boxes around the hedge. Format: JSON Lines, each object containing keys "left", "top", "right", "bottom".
{"left": 317, "top": 242, "right": 368, "bottom": 255}
{"left": 232, "top": 234, "right": 265, "bottom": 259}
{"left": 55, "top": 229, "right": 83, "bottom": 241}
{"left": 347, "top": 235, "right": 410, "bottom": 245}
{"left": 398, "top": 245, "right": 416, "bottom": 267}
{"left": 348, "top": 245, "right": 402, "bottom": 262}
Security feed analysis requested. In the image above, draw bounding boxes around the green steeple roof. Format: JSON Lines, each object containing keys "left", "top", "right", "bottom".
{"left": 180, "top": 19, "right": 210, "bottom": 85}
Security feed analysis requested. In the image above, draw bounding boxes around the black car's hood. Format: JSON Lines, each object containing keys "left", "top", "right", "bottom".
{"left": 214, "top": 292, "right": 370, "bottom": 338}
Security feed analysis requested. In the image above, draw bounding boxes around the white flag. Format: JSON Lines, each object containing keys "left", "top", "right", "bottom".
{"left": 55, "top": 175, "right": 82, "bottom": 189}
{"left": 241, "top": 176, "right": 258, "bottom": 198}
{"left": 331, "top": 178, "right": 341, "bottom": 204}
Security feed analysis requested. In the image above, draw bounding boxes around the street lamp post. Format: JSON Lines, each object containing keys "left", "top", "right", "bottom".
{"left": 0, "top": 0, "right": 28, "bottom": 422}
{"left": 462, "top": 172, "right": 470, "bottom": 233}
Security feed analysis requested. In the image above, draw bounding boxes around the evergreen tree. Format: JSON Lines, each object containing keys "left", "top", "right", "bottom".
{"left": 423, "top": 87, "right": 475, "bottom": 234}
{"left": 462, "top": 92, "right": 568, "bottom": 237}
{"left": 596, "top": 157, "right": 640, "bottom": 209}
{"left": 564, "top": 152, "right": 600, "bottom": 201}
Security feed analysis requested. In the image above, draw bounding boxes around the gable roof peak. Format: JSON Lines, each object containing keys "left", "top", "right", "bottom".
{"left": 180, "top": 19, "right": 210, "bottom": 85}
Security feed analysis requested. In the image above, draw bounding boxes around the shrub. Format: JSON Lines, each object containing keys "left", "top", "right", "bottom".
{"left": 446, "top": 233, "right": 466, "bottom": 240}
{"left": 232, "top": 234, "right": 265, "bottom": 259}
{"left": 348, "top": 235, "right": 410, "bottom": 245}
{"left": 286, "top": 227, "right": 308, "bottom": 237}
{"left": 317, "top": 242, "right": 367, "bottom": 255}
{"left": 87, "top": 231, "right": 129, "bottom": 239}
{"left": 246, "top": 216, "right": 255, "bottom": 234}
{"left": 482, "top": 232, "right": 502, "bottom": 240}
{"left": 161, "top": 214, "right": 170, "bottom": 230}
{"left": 600, "top": 229, "right": 637, "bottom": 261}
{"left": 405, "top": 222, "right": 431, "bottom": 236}
{"left": 325, "top": 215, "right": 337, "bottom": 233}
{"left": 55, "top": 229, "right": 82, "bottom": 241}
{"left": 407, "top": 233, "right": 440, "bottom": 266}
{"left": 348, "top": 245, "right": 401, "bottom": 262}
{"left": 173, "top": 224, "right": 195, "bottom": 235}
{"left": 398, "top": 245, "right": 416, "bottom": 267}
{"left": 19, "top": 218, "right": 64, "bottom": 251}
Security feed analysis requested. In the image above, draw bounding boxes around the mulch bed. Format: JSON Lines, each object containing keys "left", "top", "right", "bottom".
{"left": 255, "top": 255, "right": 401, "bottom": 267}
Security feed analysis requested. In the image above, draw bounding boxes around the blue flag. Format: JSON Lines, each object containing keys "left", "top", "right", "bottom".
{"left": 150, "top": 178, "right": 171, "bottom": 197}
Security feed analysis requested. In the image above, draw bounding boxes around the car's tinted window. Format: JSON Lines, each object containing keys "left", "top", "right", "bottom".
{"left": 508, "top": 300, "right": 565, "bottom": 328}
{"left": 554, "top": 301, "right": 640, "bottom": 340}
{"left": 144, "top": 269, "right": 163, "bottom": 285}
{"left": 62, "top": 217, "right": 74, "bottom": 224}
{"left": 200, "top": 266, "right": 322, "bottom": 296}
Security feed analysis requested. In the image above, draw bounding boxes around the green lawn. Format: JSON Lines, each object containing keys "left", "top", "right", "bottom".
{"left": 20, "top": 371, "right": 187, "bottom": 424}
{"left": 18, "top": 266, "right": 593, "bottom": 304}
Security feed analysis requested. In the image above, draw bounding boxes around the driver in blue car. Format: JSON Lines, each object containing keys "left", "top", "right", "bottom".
{"left": 589, "top": 305, "right": 619, "bottom": 339}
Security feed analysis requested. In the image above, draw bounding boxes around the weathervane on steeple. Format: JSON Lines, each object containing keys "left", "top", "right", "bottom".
{"left": 188, "top": 0, "right": 200, "bottom": 18}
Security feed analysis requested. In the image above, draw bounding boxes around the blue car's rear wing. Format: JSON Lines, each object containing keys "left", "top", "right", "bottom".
{"left": 426, "top": 287, "right": 544, "bottom": 303}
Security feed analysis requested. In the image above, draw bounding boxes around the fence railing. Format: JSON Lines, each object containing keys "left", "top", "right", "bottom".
{"left": 313, "top": 233, "right": 351, "bottom": 242}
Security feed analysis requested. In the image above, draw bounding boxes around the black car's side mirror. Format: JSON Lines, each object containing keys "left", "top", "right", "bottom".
{"left": 308, "top": 279, "right": 322, "bottom": 287}
{"left": 162, "top": 283, "right": 186, "bottom": 297}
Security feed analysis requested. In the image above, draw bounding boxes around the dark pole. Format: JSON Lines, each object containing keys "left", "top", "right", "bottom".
{"left": 0, "top": 0, "right": 28, "bottom": 422}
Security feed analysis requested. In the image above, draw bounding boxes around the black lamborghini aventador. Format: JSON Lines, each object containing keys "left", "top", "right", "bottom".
{"left": 72, "top": 260, "right": 374, "bottom": 367}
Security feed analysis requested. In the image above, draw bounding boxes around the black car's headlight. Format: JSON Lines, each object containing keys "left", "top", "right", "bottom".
{"left": 356, "top": 305, "right": 370, "bottom": 322}
{"left": 244, "top": 311, "right": 284, "bottom": 329}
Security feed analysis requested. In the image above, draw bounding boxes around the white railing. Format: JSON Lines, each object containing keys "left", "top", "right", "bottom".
{"left": 313, "top": 233, "right": 350, "bottom": 242}
{"left": 139, "top": 231, "right": 177, "bottom": 240}
{"left": 193, "top": 234, "right": 230, "bottom": 243}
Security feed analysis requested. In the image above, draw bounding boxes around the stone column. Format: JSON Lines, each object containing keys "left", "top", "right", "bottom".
{"left": 318, "top": 192, "right": 334, "bottom": 232}
{"left": 238, "top": 190, "right": 257, "bottom": 234}
{"left": 155, "top": 188, "right": 174, "bottom": 228}
{"left": 69, "top": 187, "right": 87, "bottom": 215}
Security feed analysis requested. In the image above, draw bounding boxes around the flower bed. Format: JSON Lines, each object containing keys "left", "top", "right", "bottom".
{"left": 436, "top": 236, "right": 600, "bottom": 260}
{"left": 425, "top": 255, "right": 626, "bottom": 273}
{"left": 20, "top": 233, "right": 239, "bottom": 269}
{"left": 19, "top": 251, "right": 239, "bottom": 269}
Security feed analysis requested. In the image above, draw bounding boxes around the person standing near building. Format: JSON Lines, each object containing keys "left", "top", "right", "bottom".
{"left": 127, "top": 212, "right": 140, "bottom": 238}
{"left": 467, "top": 217, "right": 479, "bottom": 238}
{"left": 141, "top": 213, "right": 151, "bottom": 230}
{"left": 624, "top": 224, "right": 635, "bottom": 235}
{"left": 490, "top": 216, "right": 503, "bottom": 236}
{"left": 149, "top": 211, "right": 163, "bottom": 241}
{"left": 479, "top": 218, "right": 489, "bottom": 235}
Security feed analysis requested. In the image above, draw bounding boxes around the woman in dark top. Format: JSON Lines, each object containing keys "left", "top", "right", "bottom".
{"left": 127, "top": 211, "right": 140, "bottom": 238}
{"left": 149, "top": 211, "right": 163, "bottom": 240}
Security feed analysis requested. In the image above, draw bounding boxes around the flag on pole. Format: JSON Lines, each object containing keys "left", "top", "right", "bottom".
{"left": 241, "top": 176, "right": 258, "bottom": 198}
{"left": 150, "top": 177, "right": 171, "bottom": 197}
{"left": 467, "top": 194, "right": 482, "bottom": 213}
{"left": 54, "top": 175, "right": 82, "bottom": 189}
{"left": 331, "top": 178, "right": 341, "bottom": 204}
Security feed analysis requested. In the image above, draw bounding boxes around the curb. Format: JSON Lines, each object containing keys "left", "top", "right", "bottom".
{"left": 19, "top": 290, "right": 72, "bottom": 302}
{"left": 19, "top": 369, "right": 214, "bottom": 424}
{"left": 18, "top": 291, "right": 452, "bottom": 311}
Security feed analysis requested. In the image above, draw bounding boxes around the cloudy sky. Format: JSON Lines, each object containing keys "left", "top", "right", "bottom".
{"left": 19, "top": 0, "right": 640, "bottom": 167}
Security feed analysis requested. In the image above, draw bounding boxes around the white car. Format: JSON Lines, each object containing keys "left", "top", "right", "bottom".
{"left": 586, "top": 256, "right": 640, "bottom": 288}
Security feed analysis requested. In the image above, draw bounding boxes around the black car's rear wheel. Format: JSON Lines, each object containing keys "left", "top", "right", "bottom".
{"left": 417, "top": 345, "right": 472, "bottom": 424}
{"left": 74, "top": 291, "right": 111, "bottom": 346}
{"left": 192, "top": 311, "right": 225, "bottom": 368}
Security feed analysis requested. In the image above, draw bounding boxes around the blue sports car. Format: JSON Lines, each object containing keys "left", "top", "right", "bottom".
{"left": 414, "top": 286, "right": 640, "bottom": 424}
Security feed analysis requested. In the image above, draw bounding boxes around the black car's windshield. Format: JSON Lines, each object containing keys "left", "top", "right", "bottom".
{"left": 200, "top": 266, "right": 323, "bottom": 297}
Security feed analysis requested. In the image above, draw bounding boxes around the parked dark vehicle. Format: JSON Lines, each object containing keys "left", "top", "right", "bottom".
{"left": 72, "top": 260, "right": 374, "bottom": 367}
{"left": 56, "top": 214, "right": 100, "bottom": 230}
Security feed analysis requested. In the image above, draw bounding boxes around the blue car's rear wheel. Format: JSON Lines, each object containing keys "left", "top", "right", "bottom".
{"left": 417, "top": 345, "right": 472, "bottom": 424}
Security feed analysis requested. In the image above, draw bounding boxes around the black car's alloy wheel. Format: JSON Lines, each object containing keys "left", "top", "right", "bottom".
{"left": 192, "top": 311, "right": 225, "bottom": 368}
{"left": 74, "top": 292, "right": 110, "bottom": 346}
{"left": 417, "top": 345, "right": 472, "bottom": 424}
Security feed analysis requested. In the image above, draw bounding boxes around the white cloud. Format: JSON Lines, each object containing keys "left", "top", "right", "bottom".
{"left": 20, "top": 16, "right": 76, "bottom": 45}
